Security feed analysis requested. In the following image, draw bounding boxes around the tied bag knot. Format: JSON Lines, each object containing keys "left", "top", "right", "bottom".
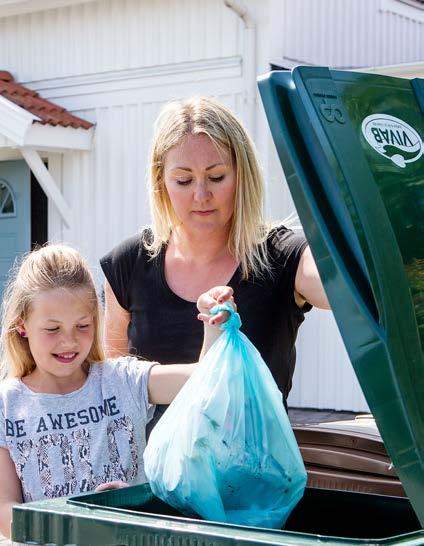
{"left": 210, "top": 301, "right": 241, "bottom": 331}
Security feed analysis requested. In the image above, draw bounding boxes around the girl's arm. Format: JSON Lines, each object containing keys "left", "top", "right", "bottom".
{"left": 104, "top": 280, "right": 131, "bottom": 357}
{"left": 0, "top": 448, "right": 23, "bottom": 538}
{"left": 148, "top": 286, "right": 234, "bottom": 405}
{"left": 148, "top": 363, "right": 196, "bottom": 404}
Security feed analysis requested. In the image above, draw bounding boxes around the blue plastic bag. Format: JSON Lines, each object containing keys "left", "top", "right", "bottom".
{"left": 143, "top": 303, "right": 307, "bottom": 529}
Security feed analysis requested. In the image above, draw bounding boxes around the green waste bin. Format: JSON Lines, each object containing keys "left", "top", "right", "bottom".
{"left": 257, "top": 66, "right": 424, "bottom": 527}
{"left": 11, "top": 67, "right": 424, "bottom": 545}
{"left": 10, "top": 481, "right": 423, "bottom": 545}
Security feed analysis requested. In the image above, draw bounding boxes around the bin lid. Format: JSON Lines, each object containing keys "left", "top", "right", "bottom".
{"left": 258, "top": 66, "right": 424, "bottom": 526}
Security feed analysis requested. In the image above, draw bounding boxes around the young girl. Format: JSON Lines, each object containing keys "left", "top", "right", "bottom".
{"left": 0, "top": 244, "right": 233, "bottom": 538}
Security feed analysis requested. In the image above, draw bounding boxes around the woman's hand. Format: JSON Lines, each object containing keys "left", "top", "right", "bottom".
{"left": 197, "top": 286, "right": 236, "bottom": 359}
{"left": 197, "top": 285, "right": 235, "bottom": 326}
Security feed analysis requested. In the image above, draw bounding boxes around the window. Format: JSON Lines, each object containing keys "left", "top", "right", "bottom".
{"left": 0, "top": 180, "right": 16, "bottom": 217}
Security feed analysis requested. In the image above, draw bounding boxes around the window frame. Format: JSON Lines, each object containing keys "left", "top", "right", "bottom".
{"left": 0, "top": 179, "right": 16, "bottom": 218}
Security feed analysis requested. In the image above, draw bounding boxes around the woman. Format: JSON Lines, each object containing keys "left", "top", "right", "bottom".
{"left": 100, "top": 96, "right": 329, "bottom": 416}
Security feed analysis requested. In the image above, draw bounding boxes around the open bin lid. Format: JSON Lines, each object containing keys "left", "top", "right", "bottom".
{"left": 258, "top": 67, "right": 424, "bottom": 526}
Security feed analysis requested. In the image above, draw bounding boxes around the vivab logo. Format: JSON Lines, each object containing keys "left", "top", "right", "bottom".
{"left": 361, "top": 114, "right": 423, "bottom": 168}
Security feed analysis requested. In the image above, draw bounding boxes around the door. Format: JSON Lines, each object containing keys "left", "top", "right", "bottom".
{"left": 0, "top": 160, "right": 31, "bottom": 306}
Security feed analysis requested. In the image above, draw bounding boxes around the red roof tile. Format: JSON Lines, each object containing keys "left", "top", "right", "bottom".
{"left": 0, "top": 71, "right": 93, "bottom": 129}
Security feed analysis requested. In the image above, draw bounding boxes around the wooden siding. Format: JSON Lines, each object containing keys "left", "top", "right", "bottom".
{"left": 279, "top": 0, "right": 424, "bottom": 68}
{"left": 0, "top": 0, "right": 243, "bottom": 81}
{"left": 3, "top": 0, "right": 422, "bottom": 411}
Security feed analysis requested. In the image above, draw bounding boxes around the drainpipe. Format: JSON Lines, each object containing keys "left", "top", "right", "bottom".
{"left": 223, "top": 0, "right": 257, "bottom": 140}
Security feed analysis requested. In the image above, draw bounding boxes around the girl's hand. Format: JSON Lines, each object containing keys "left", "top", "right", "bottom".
{"left": 197, "top": 286, "right": 236, "bottom": 327}
{"left": 95, "top": 480, "right": 129, "bottom": 492}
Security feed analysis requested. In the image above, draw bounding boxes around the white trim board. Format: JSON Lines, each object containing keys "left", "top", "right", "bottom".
{"left": 356, "top": 62, "right": 424, "bottom": 78}
{"left": 20, "top": 147, "right": 71, "bottom": 227}
{"left": 41, "top": 77, "right": 244, "bottom": 112}
{"left": 0, "top": 0, "right": 100, "bottom": 17}
{"left": 0, "top": 95, "right": 94, "bottom": 151}
{"left": 25, "top": 124, "right": 94, "bottom": 152}
{"left": 380, "top": 0, "right": 424, "bottom": 23}
{"left": 22, "top": 57, "right": 243, "bottom": 110}
{"left": 0, "top": 95, "right": 40, "bottom": 145}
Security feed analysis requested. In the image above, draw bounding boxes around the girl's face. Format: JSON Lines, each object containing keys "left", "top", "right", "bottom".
{"left": 19, "top": 287, "right": 95, "bottom": 393}
{"left": 163, "top": 133, "right": 236, "bottom": 236}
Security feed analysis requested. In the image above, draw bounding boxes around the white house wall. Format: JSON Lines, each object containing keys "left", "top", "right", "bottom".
{"left": 279, "top": 0, "right": 424, "bottom": 68}
{"left": 0, "top": 0, "right": 246, "bottom": 259}
{"left": 0, "top": 0, "right": 243, "bottom": 81}
{"left": 266, "top": 0, "right": 423, "bottom": 411}
{"left": 2, "top": 0, "right": 421, "bottom": 411}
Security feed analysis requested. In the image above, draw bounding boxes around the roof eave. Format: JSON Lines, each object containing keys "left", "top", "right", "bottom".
{"left": 0, "top": 96, "right": 94, "bottom": 151}
{"left": 275, "top": 59, "right": 424, "bottom": 79}
{"left": 25, "top": 122, "right": 94, "bottom": 151}
{"left": 0, "top": 94, "right": 40, "bottom": 145}
{"left": 355, "top": 62, "right": 424, "bottom": 79}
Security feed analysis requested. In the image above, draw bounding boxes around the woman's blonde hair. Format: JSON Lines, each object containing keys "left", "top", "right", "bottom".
{"left": 0, "top": 244, "right": 105, "bottom": 379}
{"left": 146, "top": 96, "right": 271, "bottom": 279}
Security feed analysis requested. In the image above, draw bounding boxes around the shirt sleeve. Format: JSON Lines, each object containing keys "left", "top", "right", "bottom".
{"left": 99, "top": 234, "right": 141, "bottom": 310}
{"left": 269, "top": 225, "right": 312, "bottom": 312}
{"left": 0, "top": 405, "right": 6, "bottom": 448}
{"left": 112, "top": 357, "right": 158, "bottom": 424}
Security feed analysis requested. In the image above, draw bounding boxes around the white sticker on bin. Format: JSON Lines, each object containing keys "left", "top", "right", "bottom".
{"left": 361, "top": 113, "right": 423, "bottom": 168}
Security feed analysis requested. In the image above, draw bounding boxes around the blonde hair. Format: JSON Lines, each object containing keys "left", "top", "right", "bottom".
{"left": 0, "top": 244, "right": 105, "bottom": 379}
{"left": 146, "top": 96, "right": 271, "bottom": 279}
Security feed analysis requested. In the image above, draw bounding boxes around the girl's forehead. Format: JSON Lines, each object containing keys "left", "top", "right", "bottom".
{"left": 29, "top": 287, "right": 95, "bottom": 316}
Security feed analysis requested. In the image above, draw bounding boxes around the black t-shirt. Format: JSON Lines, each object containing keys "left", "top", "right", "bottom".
{"left": 100, "top": 225, "right": 311, "bottom": 405}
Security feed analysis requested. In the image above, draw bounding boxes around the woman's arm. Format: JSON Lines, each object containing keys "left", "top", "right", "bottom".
{"left": 0, "top": 448, "right": 23, "bottom": 538}
{"left": 294, "top": 246, "right": 331, "bottom": 310}
{"left": 197, "top": 286, "right": 234, "bottom": 360}
{"left": 104, "top": 281, "right": 131, "bottom": 358}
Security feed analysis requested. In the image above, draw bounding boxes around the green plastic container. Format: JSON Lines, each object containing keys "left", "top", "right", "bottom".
{"left": 10, "top": 482, "right": 424, "bottom": 545}
{"left": 257, "top": 67, "right": 424, "bottom": 526}
{"left": 11, "top": 67, "right": 424, "bottom": 545}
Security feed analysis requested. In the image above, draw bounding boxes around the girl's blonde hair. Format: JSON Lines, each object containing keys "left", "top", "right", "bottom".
{"left": 0, "top": 244, "right": 105, "bottom": 379}
{"left": 146, "top": 96, "right": 271, "bottom": 279}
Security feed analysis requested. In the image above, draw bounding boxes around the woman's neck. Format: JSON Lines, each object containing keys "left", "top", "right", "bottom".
{"left": 170, "top": 226, "right": 232, "bottom": 265}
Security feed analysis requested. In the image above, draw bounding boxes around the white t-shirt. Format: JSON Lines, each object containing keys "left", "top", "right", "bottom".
{"left": 0, "top": 357, "right": 157, "bottom": 502}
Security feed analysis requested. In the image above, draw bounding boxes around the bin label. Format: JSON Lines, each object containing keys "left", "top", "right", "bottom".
{"left": 361, "top": 113, "right": 423, "bottom": 168}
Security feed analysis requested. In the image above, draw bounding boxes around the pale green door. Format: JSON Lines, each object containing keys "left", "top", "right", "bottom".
{"left": 0, "top": 160, "right": 31, "bottom": 306}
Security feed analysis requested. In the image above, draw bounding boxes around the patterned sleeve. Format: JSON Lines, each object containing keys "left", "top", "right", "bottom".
{"left": 99, "top": 234, "right": 142, "bottom": 311}
{"left": 111, "top": 357, "right": 158, "bottom": 423}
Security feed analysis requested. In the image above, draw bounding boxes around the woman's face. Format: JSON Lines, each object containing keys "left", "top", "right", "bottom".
{"left": 163, "top": 133, "right": 236, "bottom": 236}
